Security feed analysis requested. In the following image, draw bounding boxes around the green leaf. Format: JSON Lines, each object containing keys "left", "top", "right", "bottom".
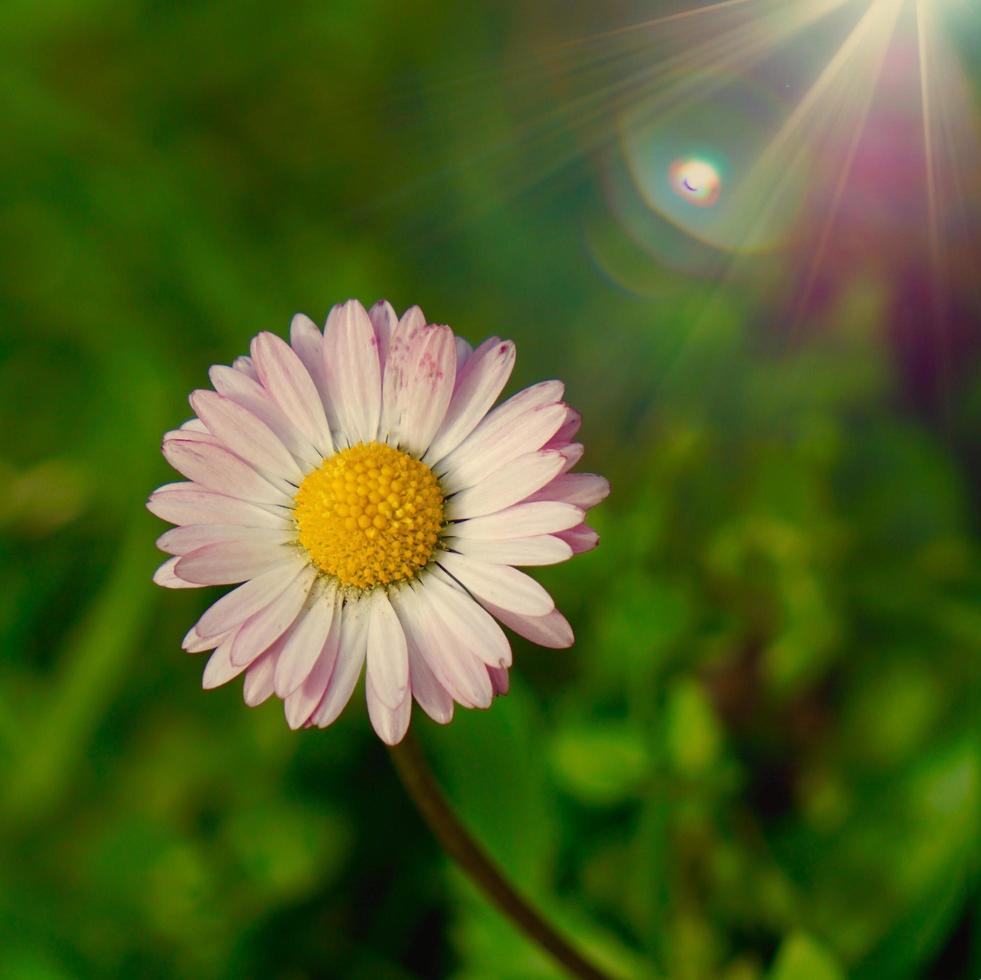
{"left": 549, "top": 721, "right": 648, "bottom": 806}
{"left": 768, "top": 933, "right": 845, "bottom": 980}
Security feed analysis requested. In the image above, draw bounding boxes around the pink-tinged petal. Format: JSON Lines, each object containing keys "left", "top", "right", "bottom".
{"left": 202, "top": 632, "right": 249, "bottom": 689}
{"left": 152, "top": 556, "right": 205, "bottom": 589}
{"left": 309, "top": 602, "right": 369, "bottom": 728}
{"left": 447, "top": 501, "right": 583, "bottom": 540}
{"left": 367, "top": 685, "right": 412, "bottom": 745}
{"left": 323, "top": 300, "right": 382, "bottom": 445}
{"left": 407, "top": 641, "right": 454, "bottom": 725}
{"left": 488, "top": 665, "right": 510, "bottom": 696}
{"left": 193, "top": 560, "right": 307, "bottom": 639}
{"left": 393, "top": 325, "right": 457, "bottom": 456}
{"left": 557, "top": 443, "right": 584, "bottom": 473}
{"left": 425, "top": 571, "right": 512, "bottom": 668}
{"left": 210, "top": 364, "right": 321, "bottom": 471}
{"left": 289, "top": 313, "right": 330, "bottom": 406}
{"left": 274, "top": 583, "right": 339, "bottom": 698}
{"left": 444, "top": 450, "right": 565, "bottom": 520}
{"left": 180, "top": 418, "right": 209, "bottom": 433}
{"left": 545, "top": 407, "right": 582, "bottom": 447}
{"left": 436, "top": 551, "right": 555, "bottom": 617}
{"left": 529, "top": 472, "right": 610, "bottom": 509}
{"left": 451, "top": 535, "right": 573, "bottom": 566}
{"left": 368, "top": 300, "right": 398, "bottom": 374}
{"left": 365, "top": 589, "right": 409, "bottom": 710}
{"left": 437, "top": 379, "right": 563, "bottom": 469}
{"left": 557, "top": 523, "right": 600, "bottom": 554}
{"left": 175, "top": 541, "right": 296, "bottom": 586}
{"left": 440, "top": 401, "right": 568, "bottom": 491}
{"left": 243, "top": 646, "right": 282, "bottom": 706}
{"left": 284, "top": 604, "right": 342, "bottom": 729}
{"left": 157, "top": 524, "right": 293, "bottom": 557}
{"left": 148, "top": 484, "right": 288, "bottom": 529}
{"left": 190, "top": 390, "right": 304, "bottom": 486}
{"left": 478, "top": 598, "right": 575, "bottom": 649}
{"left": 163, "top": 428, "right": 216, "bottom": 445}
{"left": 162, "top": 439, "right": 292, "bottom": 507}
{"left": 424, "top": 338, "right": 516, "bottom": 463}
{"left": 232, "top": 355, "right": 257, "bottom": 379}
{"left": 183, "top": 625, "right": 232, "bottom": 654}
{"left": 454, "top": 336, "right": 473, "bottom": 373}
{"left": 379, "top": 306, "right": 426, "bottom": 440}
{"left": 230, "top": 565, "right": 317, "bottom": 667}
{"left": 252, "top": 331, "right": 333, "bottom": 455}
{"left": 392, "top": 584, "right": 493, "bottom": 708}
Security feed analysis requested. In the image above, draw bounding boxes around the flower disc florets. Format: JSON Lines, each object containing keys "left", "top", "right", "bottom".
{"left": 294, "top": 441, "right": 444, "bottom": 591}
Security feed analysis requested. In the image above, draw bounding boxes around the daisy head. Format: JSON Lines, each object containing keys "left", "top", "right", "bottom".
{"left": 149, "top": 300, "right": 609, "bottom": 744}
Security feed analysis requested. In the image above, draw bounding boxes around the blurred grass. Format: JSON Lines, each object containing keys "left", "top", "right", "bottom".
{"left": 1, "top": 2, "right": 979, "bottom": 979}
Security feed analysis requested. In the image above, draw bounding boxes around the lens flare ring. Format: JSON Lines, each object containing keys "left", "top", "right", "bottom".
{"left": 669, "top": 157, "right": 722, "bottom": 207}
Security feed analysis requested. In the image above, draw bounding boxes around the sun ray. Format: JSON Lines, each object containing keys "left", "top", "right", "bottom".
{"left": 787, "top": 0, "right": 904, "bottom": 327}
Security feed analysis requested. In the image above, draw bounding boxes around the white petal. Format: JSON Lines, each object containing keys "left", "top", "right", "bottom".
{"left": 164, "top": 428, "right": 215, "bottom": 445}
{"left": 243, "top": 647, "right": 281, "bottom": 706}
{"left": 183, "top": 625, "right": 232, "bottom": 653}
{"left": 368, "top": 300, "right": 398, "bottom": 374}
{"left": 425, "top": 571, "right": 512, "bottom": 668}
{"left": 190, "top": 389, "right": 304, "bottom": 486}
{"left": 545, "top": 407, "right": 582, "bottom": 447}
{"left": 152, "top": 556, "right": 205, "bottom": 589}
{"left": 436, "top": 551, "right": 554, "bottom": 616}
{"left": 392, "top": 585, "right": 492, "bottom": 708}
{"left": 529, "top": 472, "right": 610, "bottom": 509}
{"left": 365, "top": 589, "right": 409, "bottom": 710}
{"left": 424, "top": 338, "right": 515, "bottom": 463}
{"left": 380, "top": 321, "right": 457, "bottom": 455}
{"left": 176, "top": 541, "right": 296, "bottom": 586}
{"left": 444, "top": 450, "right": 565, "bottom": 520}
{"left": 202, "top": 632, "right": 249, "bottom": 689}
{"left": 309, "top": 601, "right": 368, "bottom": 728}
{"left": 289, "top": 313, "right": 330, "bottom": 403}
{"left": 488, "top": 665, "right": 510, "bottom": 696}
{"left": 441, "top": 404, "right": 567, "bottom": 491}
{"left": 232, "top": 355, "right": 257, "bottom": 379}
{"left": 274, "top": 583, "right": 339, "bottom": 697}
{"left": 157, "top": 524, "right": 293, "bottom": 557}
{"left": 284, "top": 605, "right": 342, "bottom": 729}
{"left": 148, "top": 484, "right": 289, "bottom": 529}
{"left": 193, "top": 560, "right": 307, "bottom": 639}
{"left": 379, "top": 305, "right": 425, "bottom": 440}
{"left": 557, "top": 443, "right": 584, "bottom": 473}
{"left": 454, "top": 336, "right": 473, "bottom": 372}
{"left": 437, "top": 384, "right": 566, "bottom": 488}
{"left": 407, "top": 641, "right": 454, "bottom": 724}
{"left": 558, "top": 524, "right": 600, "bottom": 554}
{"left": 450, "top": 535, "right": 573, "bottom": 566}
{"left": 252, "top": 331, "right": 333, "bottom": 455}
{"left": 230, "top": 565, "right": 317, "bottom": 666}
{"left": 446, "top": 501, "right": 583, "bottom": 540}
{"left": 162, "top": 439, "right": 293, "bottom": 507}
{"left": 477, "top": 598, "right": 575, "bottom": 649}
{"left": 367, "top": 685, "right": 412, "bottom": 745}
{"left": 323, "top": 300, "right": 381, "bottom": 445}
{"left": 210, "top": 364, "right": 321, "bottom": 471}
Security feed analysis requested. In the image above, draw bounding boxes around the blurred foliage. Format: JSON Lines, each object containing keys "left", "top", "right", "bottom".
{"left": 1, "top": 2, "right": 978, "bottom": 979}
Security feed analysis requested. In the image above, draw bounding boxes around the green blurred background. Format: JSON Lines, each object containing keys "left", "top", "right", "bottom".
{"left": 1, "top": 2, "right": 978, "bottom": 978}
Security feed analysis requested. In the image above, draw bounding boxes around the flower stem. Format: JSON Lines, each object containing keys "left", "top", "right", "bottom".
{"left": 388, "top": 732, "right": 615, "bottom": 980}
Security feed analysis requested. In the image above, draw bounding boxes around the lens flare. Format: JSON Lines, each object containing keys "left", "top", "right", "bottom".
{"left": 670, "top": 157, "right": 722, "bottom": 206}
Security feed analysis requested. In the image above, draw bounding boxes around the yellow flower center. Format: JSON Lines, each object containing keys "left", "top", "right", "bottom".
{"left": 294, "top": 441, "right": 444, "bottom": 590}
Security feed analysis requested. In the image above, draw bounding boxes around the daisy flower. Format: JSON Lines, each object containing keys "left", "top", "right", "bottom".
{"left": 149, "top": 300, "right": 608, "bottom": 744}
